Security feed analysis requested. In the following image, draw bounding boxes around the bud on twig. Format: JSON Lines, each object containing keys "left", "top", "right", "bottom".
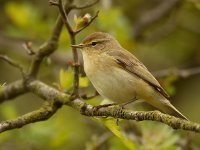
{"left": 74, "top": 13, "right": 92, "bottom": 31}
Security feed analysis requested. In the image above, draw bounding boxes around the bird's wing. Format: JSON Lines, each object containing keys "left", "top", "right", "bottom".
{"left": 106, "top": 49, "right": 170, "bottom": 99}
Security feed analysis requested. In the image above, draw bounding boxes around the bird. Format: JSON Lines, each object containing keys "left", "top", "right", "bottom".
{"left": 72, "top": 32, "right": 188, "bottom": 120}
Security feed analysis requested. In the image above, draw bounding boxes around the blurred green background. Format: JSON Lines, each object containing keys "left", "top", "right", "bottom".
{"left": 0, "top": 0, "right": 200, "bottom": 149}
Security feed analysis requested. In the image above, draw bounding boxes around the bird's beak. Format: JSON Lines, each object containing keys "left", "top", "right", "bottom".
{"left": 71, "top": 43, "right": 85, "bottom": 48}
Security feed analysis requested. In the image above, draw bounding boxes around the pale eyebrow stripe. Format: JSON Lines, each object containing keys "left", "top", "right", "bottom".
{"left": 95, "top": 39, "right": 110, "bottom": 43}
{"left": 82, "top": 39, "right": 110, "bottom": 47}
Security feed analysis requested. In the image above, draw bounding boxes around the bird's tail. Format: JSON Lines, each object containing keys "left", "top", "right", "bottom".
{"left": 149, "top": 98, "right": 188, "bottom": 120}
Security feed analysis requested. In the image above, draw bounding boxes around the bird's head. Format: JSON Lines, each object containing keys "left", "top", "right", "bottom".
{"left": 71, "top": 32, "right": 121, "bottom": 54}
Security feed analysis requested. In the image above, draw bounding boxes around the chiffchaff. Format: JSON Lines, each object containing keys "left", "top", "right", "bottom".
{"left": 72, "top": 32, "right": 187, "bottom": 120}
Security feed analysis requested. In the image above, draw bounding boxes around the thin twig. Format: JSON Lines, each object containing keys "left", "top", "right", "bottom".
{"left": 153, "top": 67, "right": 200, "bottom": 78}
{"left": 133, "top": 0, "right": 182, "bottom": 39}
{"left": 74, "top": 10, "right": 100, "bottom": 34}
{"left": 95, "top": 132, "right": 112, "bottom": 149}
{"left": 143, "top": 13, "right": 178, "bottom": 43}
{"left": 28, "top": 0, "right": 69, "bottom": 77}
{"left": 0, "top": 55, "right": 25, "bottom": 76}
{"left": 22, "top": 41, "right": 35, "bottom": 55}
{"left": 88, "top": 132, "right": 112, "bottom": 149}
{"left": 52, "top": 0, "right": 79, "bottom": 96}
{"left": 58, "top": 0, "right": 74, "bottom": 34}
{"left": 52, "top": 0, "right": 100, "bottom": 97}
{"left": 70, "top": 0, "right": 100, "bottom": 10}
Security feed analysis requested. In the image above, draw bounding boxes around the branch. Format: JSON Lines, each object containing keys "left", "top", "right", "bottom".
{"left": 70, "top": 0, "right": 100, "bottom": 10}
{"left": 0, "top": 1, "right": 76, "bottom": 103}
{"left": 0, "top": 101, "right": 61, "bottom": 133}
{"left": 2, "top": 0, "right": 199, "bottom": 135}
{"left": 0, "top": 55, "right": 25, "bottom": 76}
{"left": 0, "top": 79, "right": 200, "bottom": 133}
{"left": 0, "top": 0, "right": 99, "bottom": 102}
{"left": 153, "top": 67, "right": 200, "bottom": 78}
{"left": 51, "top": 0, "right": 100, "bottom": 97}
{"left": 29, "top": 0, "right": 74, "bottom": 77}
{"left": 69, "top": 99, "right": 200, "bottom": 133}
{"left": 50, "top": 0, "right": 74, "bottom": 34}
{"left": 143, "top": 14, "right": 178, "bottom": 43}
{"left": 133, "top": 0, "right": 182, "bottom": 39}
{"left": 54, "top": 0, "right": 79, "bottom": 96}
{"left": 25, "top": 81, "right": 200, "bottom": 133}
{"left": 0, "top": 80, "right": 25, "bottom": 103}
{"left": 27, "top": 80, "right": 68, "bottom": 104}
{"left": 88, "top": 132, "right": 112, "bottom": 149}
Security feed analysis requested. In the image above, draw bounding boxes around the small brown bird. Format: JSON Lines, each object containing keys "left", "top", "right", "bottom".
{"left": 72, "top": 32, "right": 187, "bottom": 120}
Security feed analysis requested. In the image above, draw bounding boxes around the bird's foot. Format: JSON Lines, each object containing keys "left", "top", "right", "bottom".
{"left": 93, "top": 103, "right": 117, "bottom": 111}
{"left": 115, "top": 99, "right": 137, "bottom": 125}
{"left": 69, "top": 93, "right": 80, "bottom": 101}
{"left": 81, "top": 91, "right": 99, "bottom": 100}
{"left": 91, "top": 103, "right": 117, "bottom": 116}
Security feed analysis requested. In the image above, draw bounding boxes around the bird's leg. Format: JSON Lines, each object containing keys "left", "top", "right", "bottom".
{"left": 93, "top": 96, "right": 138, "bottom": 111}
{"left": 92, "top": 96, "right": 138, "bottom": 119}
{"left": 81, "top": 91, "right": 99, "bottom": 100}
{"left": 119, "top": 98, "right": 138, "bottom": 108}
{"left": 116, "top": 96, "right": 138, "bottom": 125}
{"left": 93, "top": 103, "right": 118, "bottom": 110}
{"left": 91, "top": 103, "right": 118, "bottom": 117}
{"left": 118, "top": 95, "right": 138, "bottom": 110}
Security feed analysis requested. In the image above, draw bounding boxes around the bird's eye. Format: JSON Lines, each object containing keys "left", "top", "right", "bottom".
{"left": 91, "top": 42, "right": 97, "bottom": 46}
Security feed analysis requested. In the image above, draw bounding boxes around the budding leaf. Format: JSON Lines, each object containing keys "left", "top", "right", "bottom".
{"left": 74, "top": 13, "right": 91, "bottom": 31}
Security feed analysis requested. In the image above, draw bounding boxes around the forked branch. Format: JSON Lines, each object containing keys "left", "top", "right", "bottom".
{"left": 51, "top": 0, "right": 99, "bottom": 97}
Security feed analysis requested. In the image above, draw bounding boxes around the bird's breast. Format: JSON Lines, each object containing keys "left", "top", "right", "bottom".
{"left": 82, "top": 52, "right": 145, "bottom": 102}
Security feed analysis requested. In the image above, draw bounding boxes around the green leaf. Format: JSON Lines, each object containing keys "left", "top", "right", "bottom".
{"left": 93, "top": 99, "right": 136, "bottom": 150}
{"left": 79, "top": 77, "right": 89, "bottom": 87}
{"left": 59, "top": 69, "right": 73, "bottom": 89}
{"left": 97, "top": 117, "right": 136, "bottom": 150}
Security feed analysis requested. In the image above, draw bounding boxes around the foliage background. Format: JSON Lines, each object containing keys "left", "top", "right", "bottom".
{"left": 0, "top": 0, "right": 200, "bottom": 149}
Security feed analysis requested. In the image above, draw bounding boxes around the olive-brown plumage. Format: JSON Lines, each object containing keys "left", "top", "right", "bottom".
{"left": 72, "top": 32, "right": 188, "bottom": 120}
